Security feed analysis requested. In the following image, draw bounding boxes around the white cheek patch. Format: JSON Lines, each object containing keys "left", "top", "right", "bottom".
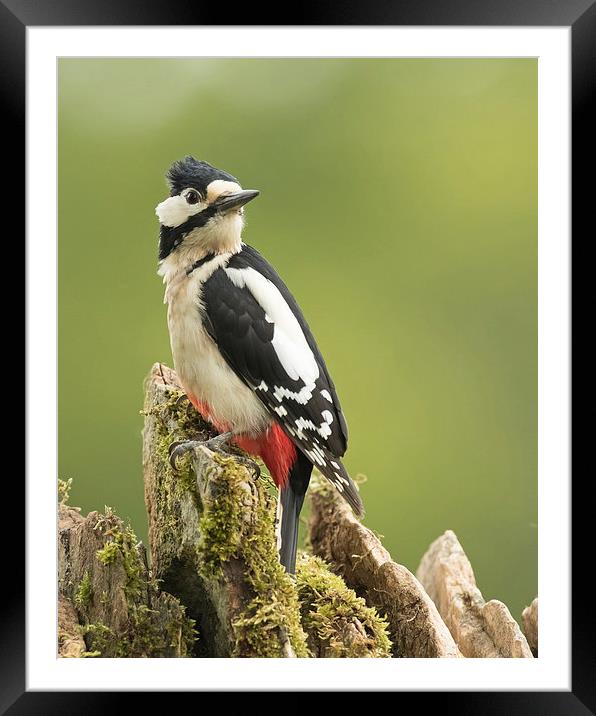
{"left": 155, "top": 194, "right": 205, "bottom": 228}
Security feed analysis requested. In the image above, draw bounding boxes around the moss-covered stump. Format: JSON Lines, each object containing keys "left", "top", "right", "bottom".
{"left": 142, "top": 362, "right": 308, "bottom": 657}
{"left": 308, "top": 476, "right": 462, "bottom": 658}
{"left": 58, "top": 484, "right": 196, "bottom": 658}
{"left": 296, "top": 553, "right": 392, "bottom": 658}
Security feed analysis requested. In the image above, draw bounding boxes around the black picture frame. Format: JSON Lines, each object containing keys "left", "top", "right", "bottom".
{"left": 8, "top": 0, "right": 590, "bottom": 711}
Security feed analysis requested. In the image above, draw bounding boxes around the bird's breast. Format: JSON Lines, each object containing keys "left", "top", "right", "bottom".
{"left": 163, "top": 260, "right": 270, "bottom": 437}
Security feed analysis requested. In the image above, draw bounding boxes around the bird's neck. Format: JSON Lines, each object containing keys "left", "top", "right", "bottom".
{"left": 158, "top": 215, "right": 244, "bottom": 285}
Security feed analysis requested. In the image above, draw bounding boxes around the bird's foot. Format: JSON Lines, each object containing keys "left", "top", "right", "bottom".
{"left": 173, "top": 393, "right": 190, "bottom": 410}
{"left": 168, "top": 432, "right": 261, "bottom": 478}
{"left": 168, "top": 432, "right": 232, "bottom": 470}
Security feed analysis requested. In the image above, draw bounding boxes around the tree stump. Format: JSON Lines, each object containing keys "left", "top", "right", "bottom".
{"left": 308, "top": 477, "right": 462, "bottom": 658}
{"left": 57, "top": 362, "right": 537, "bottom": 660}
{"left": 142, "top": 363, "right": 310, "bottom": 657}
{"left": 58, "top": 483, "right": 196, "bottom": 658}
{"left": 417, "top": 530, "right": 533, "bottom": 658}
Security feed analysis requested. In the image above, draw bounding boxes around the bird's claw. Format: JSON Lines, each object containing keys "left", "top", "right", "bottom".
{"left": 230, "top": 454, "right": 261, "bottom": 480}
{"left": 168, "top": 440, "right": 197, "bottom": 471}
{"left": 167, "top": 433, "right": 260, "bottom": 479}
{"left": 168, "top": 432, "right": 233, "bottom": 471}
{"left": 174, "top": 393, "right": 190, "bottom": 410}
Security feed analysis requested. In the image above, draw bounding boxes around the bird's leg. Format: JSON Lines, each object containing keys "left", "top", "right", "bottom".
{"left": 168, "top": 432, "right": 261, "bottom": 479}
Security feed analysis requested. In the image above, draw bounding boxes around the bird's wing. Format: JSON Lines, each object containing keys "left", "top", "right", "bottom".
{"left": 201, "top": 245, "right": 362, "bottom": 514}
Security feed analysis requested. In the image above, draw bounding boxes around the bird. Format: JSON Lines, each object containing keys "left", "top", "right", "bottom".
{"left": 155, "top": 155, "right": 363, "bottom": 574}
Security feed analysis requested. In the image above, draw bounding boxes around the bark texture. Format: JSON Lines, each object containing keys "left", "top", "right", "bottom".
{"left": 58, "top": 596, "right": 86, "bottom": 658}
{"left": 416, "top": 530, "right": 533, "bottom": 658}
{"left": 308, "top": 479, "right": 462, "bottom": 658}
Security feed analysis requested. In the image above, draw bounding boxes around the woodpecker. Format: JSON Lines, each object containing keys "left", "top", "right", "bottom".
{"left": 156, "top": 156, "right": 363, "bottom": 574}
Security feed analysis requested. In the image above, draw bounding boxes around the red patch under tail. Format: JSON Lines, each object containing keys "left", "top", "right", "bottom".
{"left": 234, "top": 423, "right": 297, "bottom": 488}
{"left": 185, "top": 392, "right": 296, "bottom": 487}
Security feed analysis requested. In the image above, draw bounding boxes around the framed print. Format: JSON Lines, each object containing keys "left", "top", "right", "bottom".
{"left": 8, "top": 0, "right": 590, "bottom": 710}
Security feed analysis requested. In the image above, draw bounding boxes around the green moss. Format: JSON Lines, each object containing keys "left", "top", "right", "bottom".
{"left": 94, "top": 517, "right": 147, "bottom": 600}
{"left": 196, "top": 453, "right": 309, "bottom": 657}
{"left": 74, "top": 571, "right": 93, "bottom": 608}
{"left": 148, "top": 388, "right": 213, "bottom": 561}
{"left": 81, "top": 621, "right": 129, "bottom": 658}
{"left": 88, "top": 505, "right": 197, "bottom": 657}
{"left": 147, "top": 384, "right": 307, "bottom": 657}
{"left": 147, "top": 388, "right": 212, "bottom": 437}
{"left": 295, "top": 553, "right": 392, "bottom": 658}
{"left": 58, "top": 478, "right": 72, "bottom": 504}
{"left": 96, "top": 541, "right": 120, "bottom": 565}
{"left": 80, "top": 622, "right": 113, "bottom": 654}
{"left": 196, "top": 457, "right": 245, "bottom": 577}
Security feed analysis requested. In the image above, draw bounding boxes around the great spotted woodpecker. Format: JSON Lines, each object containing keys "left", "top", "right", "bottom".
{"left": 156, "top": 156, "right": 363, "bottom": 573}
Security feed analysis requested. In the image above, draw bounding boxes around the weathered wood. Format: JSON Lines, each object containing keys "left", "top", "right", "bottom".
{"left": 142, "top": 362, "right": 309, "bottom": 657}
{"left": 58, "top": 499, "right": 196, "bottom": 657}
{"left": 417, "top": 530, "right": 533, "bottom": 658}
{"left": 522, "top": 597, "right": 538, "bottom": 656}
{"left": 308, "top": 478, "right": 462, "bottom": 658}
{"left": 60, "top": 360, "right": 534, "bottom": 660}
{"left": 58, "top": 596, "right": 86, "bottom": 658}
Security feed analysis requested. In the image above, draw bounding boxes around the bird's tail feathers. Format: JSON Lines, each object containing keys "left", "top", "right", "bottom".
{"left": 304, "top": 443, "right": 364, "bottom": 517}
{"left": 277, "top": 484, "right": 304, "bottom": 575}
{"left": 277, "top": 450, "right": 312, "bottom": 574}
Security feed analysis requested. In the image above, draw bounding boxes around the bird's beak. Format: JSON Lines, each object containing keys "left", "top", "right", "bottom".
{"left": 213, "top": 189, "right": 260, "bottom": 213}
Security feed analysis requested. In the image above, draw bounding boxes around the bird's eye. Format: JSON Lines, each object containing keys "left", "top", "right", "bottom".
{"left": 185, "top": 189, "right": 200, "bottom": 205}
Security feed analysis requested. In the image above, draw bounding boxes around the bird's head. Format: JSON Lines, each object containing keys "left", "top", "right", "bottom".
{"left": 156, "top": 156, "right": 259, "bottom": 263}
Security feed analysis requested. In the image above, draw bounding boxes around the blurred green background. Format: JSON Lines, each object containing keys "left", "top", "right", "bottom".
{"left": 58, "top": 58, "right": 536, "bottom": 619}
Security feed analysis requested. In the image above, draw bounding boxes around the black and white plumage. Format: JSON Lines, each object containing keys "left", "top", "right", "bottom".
{"left": 200, "top": 244, "right": 362, "bottom": 515}
{"left": 156, "top": 156, "right": 363, "bottom": 573}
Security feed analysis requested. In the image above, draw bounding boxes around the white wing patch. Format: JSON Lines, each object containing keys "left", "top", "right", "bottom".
{"left": 294, "top": 411, "right": 334, "bottom": 440}
{"left": 273, "top": 383, "right": 315, "bottom": 405}
{"left": 225, "top": 266, "right": 319, "bottom": 385}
